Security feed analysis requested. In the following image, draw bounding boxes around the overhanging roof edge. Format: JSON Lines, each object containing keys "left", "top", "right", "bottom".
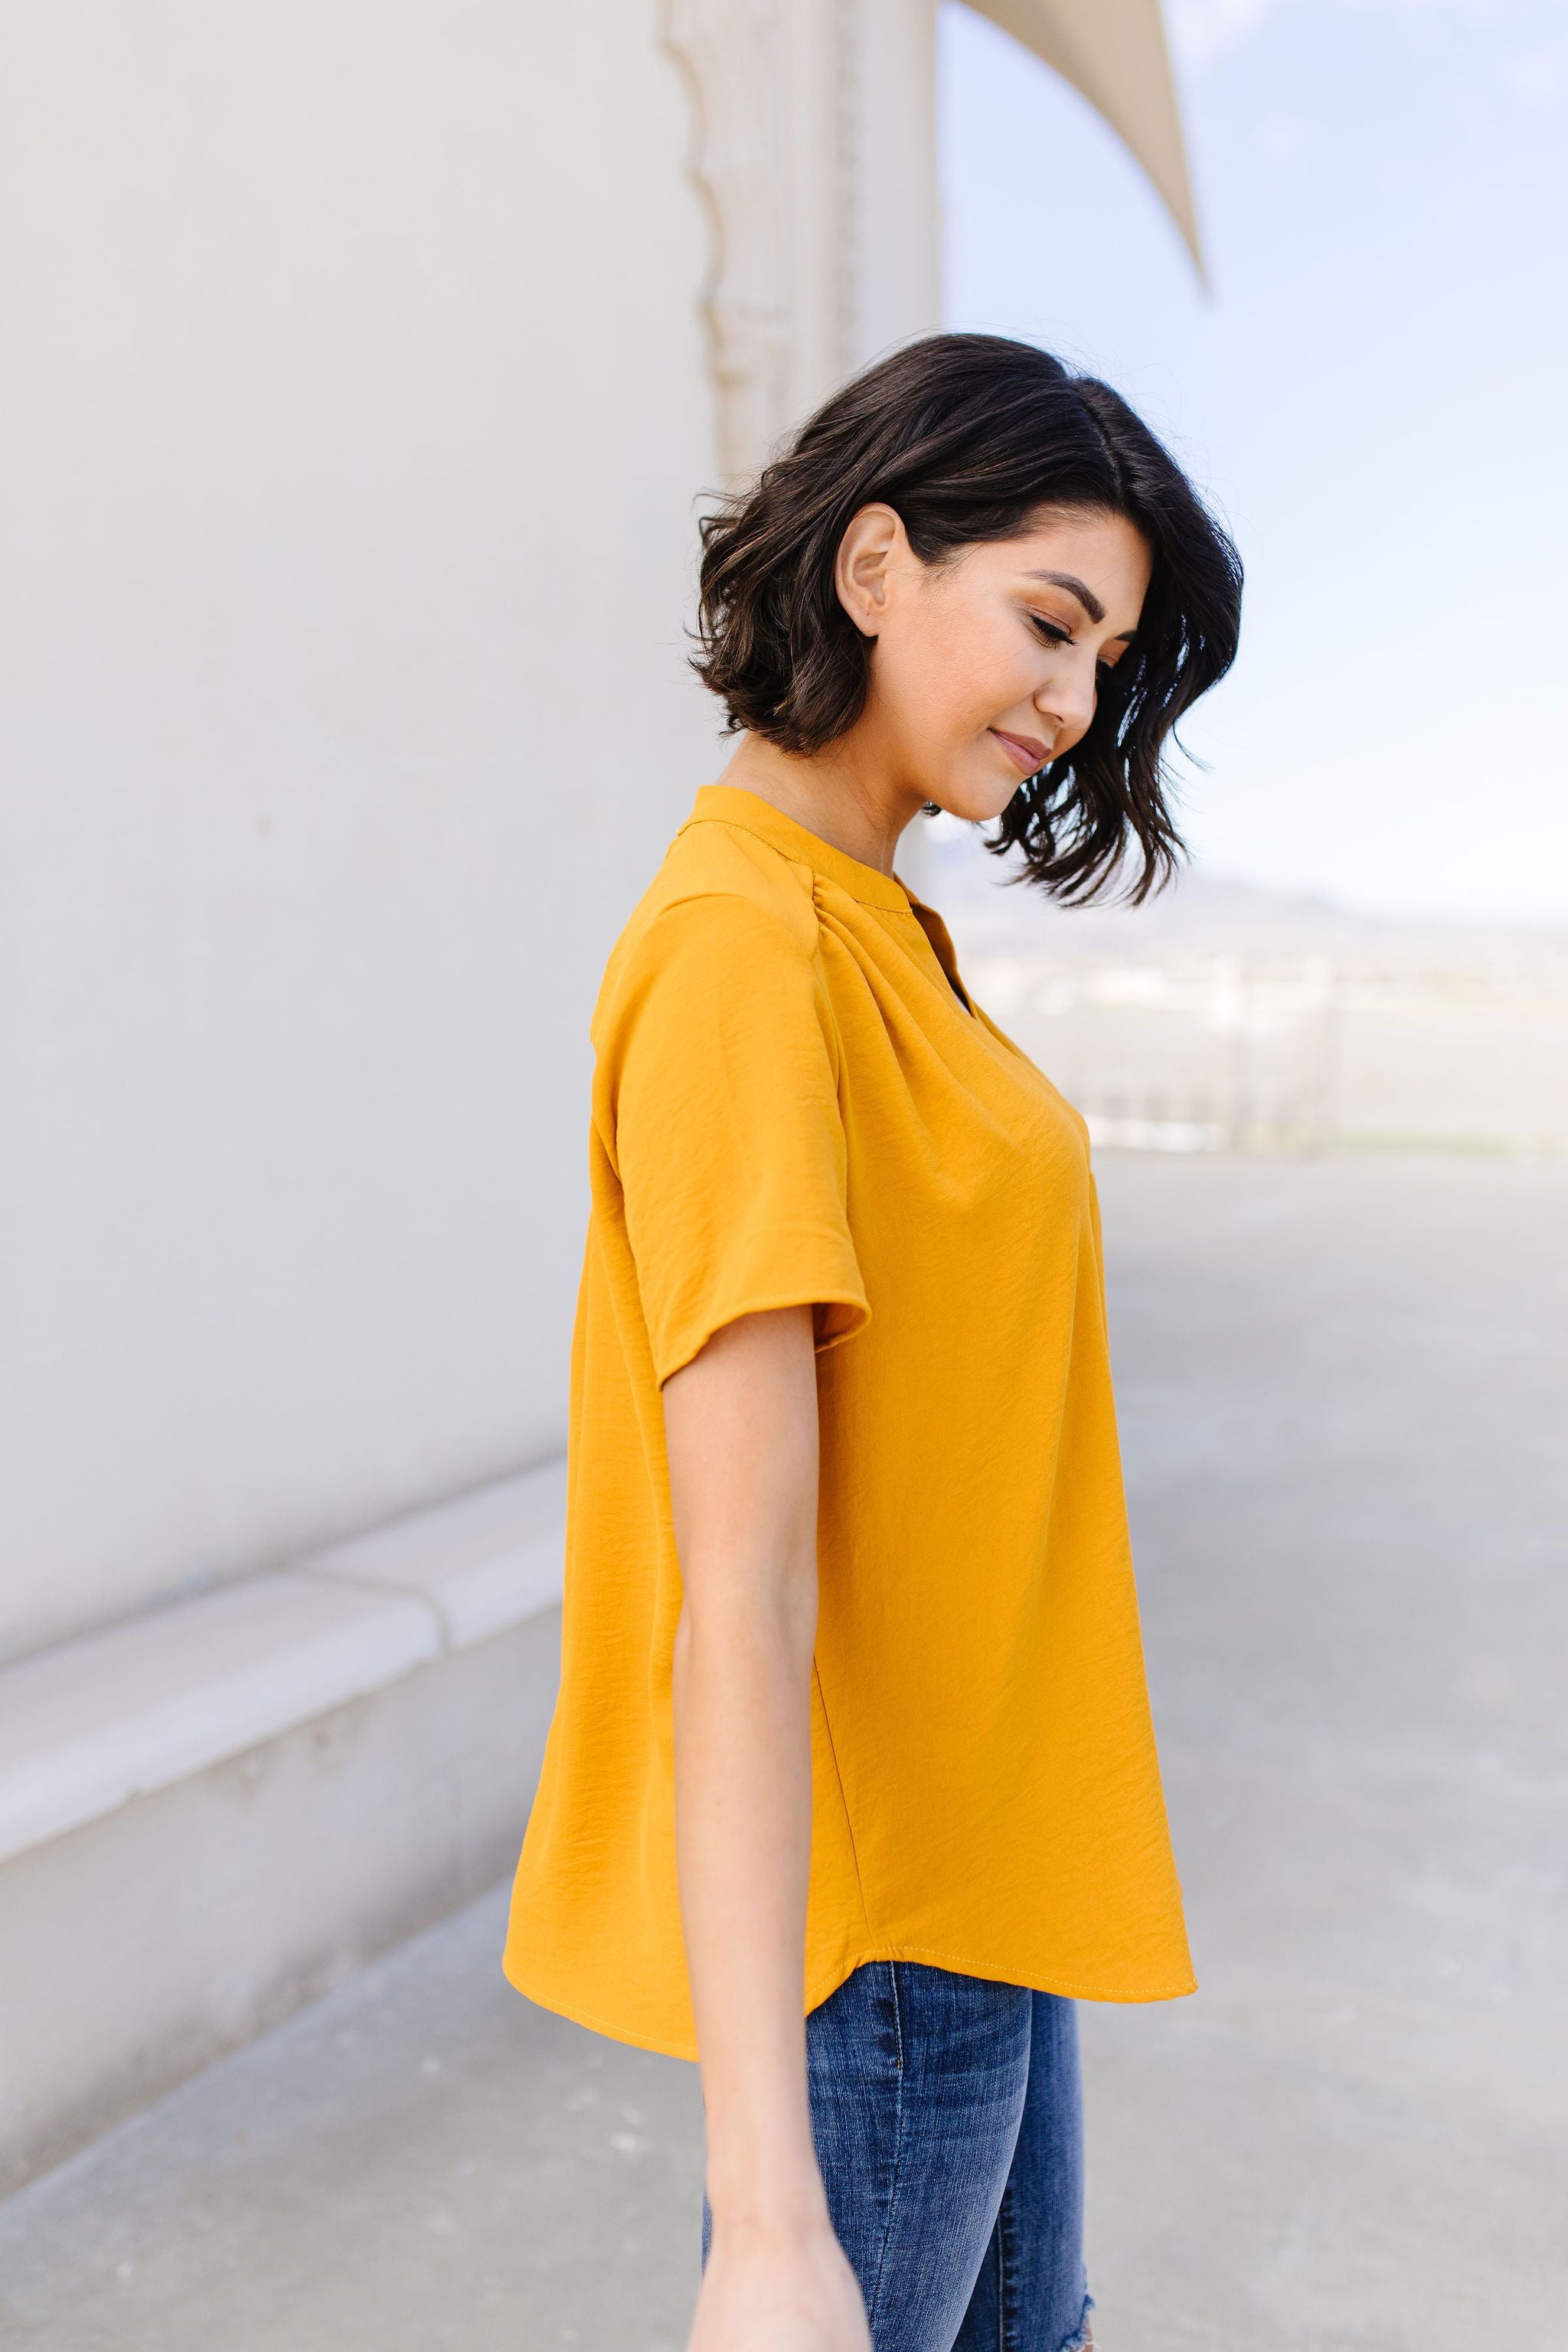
{"left": 961, "top": 0, "right": 1204, "bottom": 280}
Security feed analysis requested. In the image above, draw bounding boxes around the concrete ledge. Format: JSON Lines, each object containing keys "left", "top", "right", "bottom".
{"left": 0, "top": 1458, "right": 566, "bottom": 1867}
{"left": 299, "top": 1457, "right": 569, "bottom": 1648}
{"left": 0, "top": 1461, "right": 567, "bottom": 2193}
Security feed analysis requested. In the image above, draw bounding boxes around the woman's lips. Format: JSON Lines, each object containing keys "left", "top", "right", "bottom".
{"left": 990, "top": 727, "right": 1050, "bottom": 775}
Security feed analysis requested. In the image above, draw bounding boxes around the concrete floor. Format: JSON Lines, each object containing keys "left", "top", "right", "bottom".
{"left": 3, "top": 1152, "right": 1565, "bottom": 2350}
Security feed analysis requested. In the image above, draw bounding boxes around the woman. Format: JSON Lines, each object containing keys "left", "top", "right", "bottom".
{"left": 505, "top": 332, "right": 1243, "bottom": 2351}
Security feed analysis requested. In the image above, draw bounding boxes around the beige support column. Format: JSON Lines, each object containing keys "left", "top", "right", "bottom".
{"left": 662, "top": 0, "right": 945, "bottom": 482}
{"left": 844, "top": 0, "right": 940, "bottom": 371}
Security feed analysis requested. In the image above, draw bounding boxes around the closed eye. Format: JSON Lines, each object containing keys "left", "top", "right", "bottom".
{"left": 1032, "top": 610, "right": 1132, "bottom": 681}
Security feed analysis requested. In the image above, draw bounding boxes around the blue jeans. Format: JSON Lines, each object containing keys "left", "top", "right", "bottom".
{"left": 701, "top": 1960, "right": 1094, "bottom": 2352}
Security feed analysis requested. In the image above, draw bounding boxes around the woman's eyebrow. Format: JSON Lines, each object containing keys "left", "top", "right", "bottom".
{"left": 1022, "top": 569, "right": 1106, "bottom": 625}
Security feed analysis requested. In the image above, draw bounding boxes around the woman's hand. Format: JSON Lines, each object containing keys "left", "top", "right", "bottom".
{"left": 688, "top": 2211, "right": 872, "bottom": 2352}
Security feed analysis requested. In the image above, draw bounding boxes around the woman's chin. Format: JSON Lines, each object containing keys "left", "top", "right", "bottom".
{"left": 929, "top": 776, "right": 1024, "bottom": 828}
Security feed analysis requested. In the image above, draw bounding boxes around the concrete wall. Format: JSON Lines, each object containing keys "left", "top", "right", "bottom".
{"left": 1, "top": 1599, "right": 563, "bottom": 2193}
{"left": 0, "top": 0, "right": 957, "bottom": 2188}
{"left": 0, "top": 0, "right": 720, "bottom": 1661}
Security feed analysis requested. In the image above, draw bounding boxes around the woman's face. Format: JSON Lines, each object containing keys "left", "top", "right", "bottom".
{"left": 835, "top": 503, "right": 1153, "bottom": 822}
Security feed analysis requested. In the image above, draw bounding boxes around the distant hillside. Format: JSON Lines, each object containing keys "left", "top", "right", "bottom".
{"left": 917, "top": 822, "right": 1568, "bottom": 982}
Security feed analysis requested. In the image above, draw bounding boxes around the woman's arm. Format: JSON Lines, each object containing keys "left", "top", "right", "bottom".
{"left": 664, "top": 1305, "right": 871, "bottom": 2350}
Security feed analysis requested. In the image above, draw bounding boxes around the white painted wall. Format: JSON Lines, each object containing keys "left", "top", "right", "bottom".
{"left": 0, "top": 0, "right": 955, "bottom": 1669}
{"left": 0, "top": 0, "right": 720, "bottom": 1659}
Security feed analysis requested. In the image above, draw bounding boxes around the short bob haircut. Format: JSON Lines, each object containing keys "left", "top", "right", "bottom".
{"left": 691, "top": 333, "right": 1243, "bottom": 903}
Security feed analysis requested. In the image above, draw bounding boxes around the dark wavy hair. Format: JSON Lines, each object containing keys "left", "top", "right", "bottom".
{"left": 691, "top": 332, "right": 1243, "bottom": 903}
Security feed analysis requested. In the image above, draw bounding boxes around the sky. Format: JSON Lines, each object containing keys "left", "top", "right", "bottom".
{"left": 939, "top": 0, "right": 1568, "bottom": 923}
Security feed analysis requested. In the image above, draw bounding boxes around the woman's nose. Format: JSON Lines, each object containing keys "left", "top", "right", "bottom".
{"left": 1035, "top": 660, "right": 1095, "bottom": 743}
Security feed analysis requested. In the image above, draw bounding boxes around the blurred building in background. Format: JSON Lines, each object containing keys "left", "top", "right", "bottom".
{"left": 0, "top": 0, "right": 1196, "bottom": 2189}
{"left": 929, "top": 827, "right": 1568, "bottom": 1158}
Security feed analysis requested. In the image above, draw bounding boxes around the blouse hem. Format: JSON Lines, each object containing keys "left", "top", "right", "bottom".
{"left": 654, "top": 1282, "right": 871, "bottom": 1389}
{"left": 501, "top": 1940, "right": 1198, "bottom": 2066}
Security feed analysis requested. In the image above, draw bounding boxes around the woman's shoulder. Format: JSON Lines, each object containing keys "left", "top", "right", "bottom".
{"left": 615, "top": 812, "right": 822, "bottom": 978}
{"left": 588, "top": 815, "right": 827, "bottom": 1070}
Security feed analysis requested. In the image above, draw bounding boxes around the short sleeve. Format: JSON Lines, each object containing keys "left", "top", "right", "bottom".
{"left": 601, "top": 891, "right": 871, "bottom": 1387}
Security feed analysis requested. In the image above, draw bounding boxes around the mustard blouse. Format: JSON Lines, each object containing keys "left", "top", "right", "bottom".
{"left": 503, "top": 782, "right": 1194, "bottom": 2057}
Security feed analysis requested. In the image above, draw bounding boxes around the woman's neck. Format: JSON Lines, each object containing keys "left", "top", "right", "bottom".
{"left": 717, "top": 730, "right": 925, "bottom": 880}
